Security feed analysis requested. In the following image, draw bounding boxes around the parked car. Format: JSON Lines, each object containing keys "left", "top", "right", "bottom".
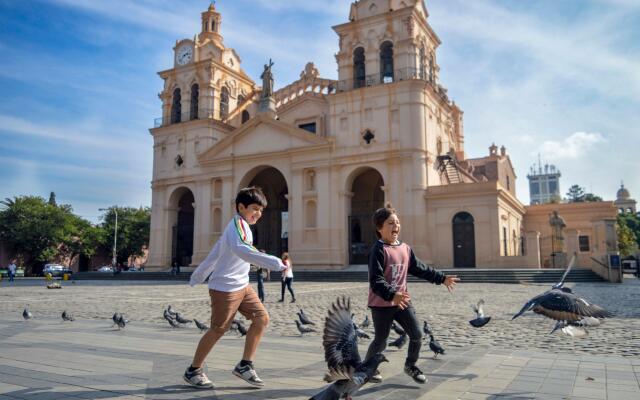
{"left": 43, "top": 264, "right": 73, "bottom": 277}
{"left": 97, "top": 265, "right": 114, "bottom": 273}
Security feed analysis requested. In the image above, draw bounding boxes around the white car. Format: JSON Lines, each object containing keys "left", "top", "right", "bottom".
{"left": 97, "top": 266, "right": 114, "bottom": 273}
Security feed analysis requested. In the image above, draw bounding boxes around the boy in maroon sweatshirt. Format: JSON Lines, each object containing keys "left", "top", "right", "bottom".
{"left": 365, "top": 203, "right": 459, "bottom": 384}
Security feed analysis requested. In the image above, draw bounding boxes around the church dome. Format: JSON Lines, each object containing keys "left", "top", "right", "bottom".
{"left": 617, "top": 184, "right": 630, "bottom": 200}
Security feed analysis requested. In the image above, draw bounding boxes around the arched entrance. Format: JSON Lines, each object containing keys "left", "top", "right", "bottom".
{"left": 452, "top": 212, "right": 475, "bottom": 268}
{"left": 245, "top": 167, "right": 288, "bottom": 256}
{"left": 172, "top": 189, "right": 195, "bottom": 267}
{"left": 349, "top": 168, "right": 384, "bottom": 264}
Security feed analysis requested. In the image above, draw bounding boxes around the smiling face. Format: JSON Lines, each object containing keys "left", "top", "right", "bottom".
{"left": 237, "top": 203, "right": 263, "bottom": 225}
{"left": 378, "top": 213, "right": 401, "bottom": 244}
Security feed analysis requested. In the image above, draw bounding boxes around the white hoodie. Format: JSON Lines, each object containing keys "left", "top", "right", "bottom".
{"left": 189, "top": 214, "right": 286, "bottom": 292}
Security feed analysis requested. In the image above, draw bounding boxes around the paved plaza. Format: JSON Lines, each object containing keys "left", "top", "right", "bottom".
{"left": 0, "top": 278, "right": 639, "bottom": 399}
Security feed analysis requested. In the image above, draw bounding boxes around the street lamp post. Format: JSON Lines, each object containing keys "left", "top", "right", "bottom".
{"left": 99, "top": 208, "right": 118, "bottom": 271}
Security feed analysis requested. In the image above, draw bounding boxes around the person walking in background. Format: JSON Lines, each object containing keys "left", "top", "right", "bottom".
{"left": 278, "top": 252, "right": 295, "bottom": 303}
{"left": 254, "top": 264, "right": 266, "bottom": 303}
{"left": 7, "top": 260, "right": 17, "bottom": 283}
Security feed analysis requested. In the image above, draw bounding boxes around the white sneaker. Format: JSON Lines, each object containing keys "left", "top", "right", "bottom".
{"left": 183, "top": 366, "right": 215, "bottom": 389}
{"left": 232, "top": 362, "right": 265, "bottom": 387}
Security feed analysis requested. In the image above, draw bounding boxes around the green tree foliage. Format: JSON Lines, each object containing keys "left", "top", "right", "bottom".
{"left": 583, "top": 193, "right": 603, "bottom": 202}
{"left": 566, "top": 184, "right": 586, "bottom": 202}
{"left": 617, "top": 216, "right": 638, "bottom": 257}
{"left": 99, "top": 207, "right": 150, "bottom": 264}
{"left": 0, "top": 196, "right": 100, "bottom": 274}
{"left": 618, "top": 213, "right": 640, "bottom": 248}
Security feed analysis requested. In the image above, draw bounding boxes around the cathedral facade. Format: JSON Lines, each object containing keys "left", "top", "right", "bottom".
{"left": 146, "top": 1, "right": 615, "bottom": 271}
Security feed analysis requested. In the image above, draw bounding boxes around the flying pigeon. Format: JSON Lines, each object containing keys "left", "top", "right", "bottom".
{"left": 361, "top": 315, "right": 370, "bottom": 329}
{"left": 309, "top": 297, "right": 389, "bottom": 400}
{"left": 295, "top": 319, "right": 317, "bottom": 336}
{"left": 388, "top": 334, "right": 407, "bottom": 349}
{"left": 230, "top": 319, "right": 248, "bottom": 336}
{"left": 174, "top": 312, "right": 193, "bottom": 324}
{"left": 166, "top": 314, "right": 181, "bottom": 328}
{"left": 23, "top": 306, "right": 33, "bottom": 320}
{"left": 298, "top": 310, "right": 316, "bottom": 325}
{"left": 391, "top": 321, "right": 406, "bottom": 336}
{"left": 353, "top": 323, "right": 370, "bottom": 340}
{"left": 550, "top": 316, "right": 602, "bottom": 338}
{"left": 469, "top": 299, "right": 491, "bottom": 328}
{"left": 194, "top": 319, "right": 209, "bottom": 332}
{"left": 116, "top": 314, "right": 128, "bottom": 330}
{"left": 427, "top": 333, "right": 445, "bottom": 358}
{"left": 61, "top": 310, "right": 75, "bottom": 322}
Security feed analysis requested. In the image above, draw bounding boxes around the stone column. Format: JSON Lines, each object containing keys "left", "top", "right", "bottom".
{"left": 525, "top": 231, "right": 541, "bottom": 269}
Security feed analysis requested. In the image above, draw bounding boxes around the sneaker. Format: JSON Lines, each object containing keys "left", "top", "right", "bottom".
{"left": 233, "top": 363, "right": 265, "bottom": 387}
{"left": 277, "top": 299, "right": 284, "bottom": 303}
{"left": 183, "top": 366, "right": 215, "bottom": 389}
{"left": 369, "top": 370, "right": 382, "bottom": 383}
{"left": 290, "top": 298, "right": 296, "bottom": 303}
{"left": 404, "top": 365, "right": 427, "bottom": 384}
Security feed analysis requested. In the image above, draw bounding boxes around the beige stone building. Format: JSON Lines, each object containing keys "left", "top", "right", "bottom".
{"left": 146, "top": 1, "right": 617, "bottom": 272}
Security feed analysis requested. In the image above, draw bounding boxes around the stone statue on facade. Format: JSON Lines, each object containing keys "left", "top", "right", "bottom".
{"left": 260, "top": 59, "right": 274, "bottom": 98}
{"left": 549, "top": 210, "right": 566, "bottom": 255}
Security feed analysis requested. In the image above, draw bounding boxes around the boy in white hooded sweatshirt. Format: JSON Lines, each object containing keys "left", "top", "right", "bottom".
{"left": 184, "top": 186, "right": 286, "bottom": 389}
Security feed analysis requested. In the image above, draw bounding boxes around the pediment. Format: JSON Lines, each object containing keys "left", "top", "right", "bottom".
{"left": 198, "top": 113, "right": 330, "bottom": 163}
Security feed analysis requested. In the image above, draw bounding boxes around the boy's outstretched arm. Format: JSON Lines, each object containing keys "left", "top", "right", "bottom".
{"left": 408, "top": 248, "right": 459, "bottom": 292}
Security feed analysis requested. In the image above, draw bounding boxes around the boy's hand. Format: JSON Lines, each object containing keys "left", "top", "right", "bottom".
{"left": 443, "top": 275, "right": 460, "bottom": 293}
{"left": 391, "top": 292, "right": 411, "bottom": 310}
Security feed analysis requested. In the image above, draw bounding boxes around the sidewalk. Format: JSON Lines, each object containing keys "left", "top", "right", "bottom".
{"left": 1, "top": 317, "right": 638, "bottom": 400}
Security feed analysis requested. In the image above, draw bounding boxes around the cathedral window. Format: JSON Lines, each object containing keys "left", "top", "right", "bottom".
{"left": 171, "top": 88, "right": 181, "bottom": 124}
{"left": 242, "top": 110, "right": 250, "bottom": 124}
{"left": 220, "top": 87, "right": 229, "bottom": 120}
{"left": 190, "top": 84, "right": 199, "bottom": 120}
{"left": 362, "top": 130, "right": 375, "bottom": 144}
{"left": 353, "top": 47, "right": 366, "bottom": 89}
{"left": 380, "top": 41, "right": 394, "bottom": 83}
{"left": 299, "top": 122, "right": 316, "bottom": 134}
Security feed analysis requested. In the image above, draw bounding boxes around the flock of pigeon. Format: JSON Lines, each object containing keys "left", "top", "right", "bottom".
{"left": 19, "top": 258, "right": 612, "bottom": 400}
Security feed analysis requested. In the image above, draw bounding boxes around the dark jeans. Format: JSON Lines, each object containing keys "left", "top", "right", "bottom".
{"left": 365, "top": 304, "right": 422, "bottom": 367}
{"left": 8, "top": 272, "right": 14, "bottom": 282}
{"left": 280, "top": 277, "right": 295, "bottom": 300}
{"left": 257, "top": 275, "right": 265, "bottom": 302}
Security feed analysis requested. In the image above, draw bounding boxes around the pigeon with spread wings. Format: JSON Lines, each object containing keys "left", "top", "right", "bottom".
{"left": 310, "top": 297, "right": 388, "bottom": 400}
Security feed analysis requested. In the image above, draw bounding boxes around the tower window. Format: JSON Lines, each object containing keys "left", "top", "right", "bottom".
{"left": 298, "top": 122, "right": 316, "bottom": 134}
{"left": 220, "top": 87, "right": 229, "bottom": 120}
{"left": 171, "top": 88, "right": 181, "bottom": 124}
{"left": 380, "top": 41, "right": 394, "bottom": 83}
{"left": 190, "top": 84, "right": 199, "bottom": 120}
{"left": 353, "top": 47, "right": 366, "bottom": 89}
{"left": 242, "top": 110, "right": 250, "bottom": 124}
{"left": 506, "top": 175, "right": 510, "bottom": 190}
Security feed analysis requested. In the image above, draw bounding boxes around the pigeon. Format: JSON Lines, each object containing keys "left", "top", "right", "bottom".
{"left": 309, "top": 296, "right": 389, "bottom": 400}
{"left": 469, "top": 299, "right": 491, "bottom": 328}
{"left": 391, "top": 321, "right": 406, "bottom": 336}
{"left": 428, "top": 333, "right": 445, "bottom": 358}
{"left": 116, "top": 314, "right": 128, "bottom": 330}
{"left": 295, "top": 319, "right": 317, "bottom": 336}
{"left": 388, "top": 334, "right": 407, "bottom": 349}
{"left": 23, "top": 306, "right": 33, "bottom": 320}
{"left": 174, "top": 312, "right": 193, "bottom": 324}
{"left": 231, "top": 319, "right": 248, "bottom": 336}
{"left": 163, "top": 309, "right": 174, "bottom": 322}
{"left": 423, "top": 320, "right": 432, "bottom": 336}
{"left": 166, "top": 305, "right": 178, "bottom": 316}
{"left": 353, "top": 323, "right": 370, "bottom": 340}
{"left": 112, "top": 312, "right": 122, "bottom": 327}
{"left": 194, "top": 319, "right": 209, "bottom": 332}
{"left": 61, "top": 310, "right": 75, "bottom": 322}
{"left": 550, "top": 316, "right": 601, "bottom": 338}
{"left": 298, "top": 309, "right": 316, "bottom": 325}
{"left": 361, "top": 315, "right": 370, "bottom": 329}
{"left": 166, "top": 315, "right": 181, "bottom": 328}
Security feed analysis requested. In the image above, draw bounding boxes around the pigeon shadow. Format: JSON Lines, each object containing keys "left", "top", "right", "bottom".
{"left": 428, "top": 372, "right": 478, "bottom": 381}
{"left": 357, "top": 383, "right": 419, "bottom": 395}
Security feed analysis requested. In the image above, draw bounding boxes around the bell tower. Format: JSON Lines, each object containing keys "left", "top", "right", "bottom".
{"left": 199, "top": 2, "right": 223, "bottom": 46}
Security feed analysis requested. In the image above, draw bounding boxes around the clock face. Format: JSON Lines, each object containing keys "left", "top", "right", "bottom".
{"left": 176, "top": 45, "right": 193, "bottom": 66}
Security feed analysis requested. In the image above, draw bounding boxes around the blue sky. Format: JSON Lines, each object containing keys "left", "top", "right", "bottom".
{"left": 1, "top": 0, "right": 638, "bottom": 222}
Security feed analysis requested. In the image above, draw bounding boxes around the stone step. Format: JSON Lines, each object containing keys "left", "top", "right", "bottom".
{"left": 74, "top": 268, "right": 606, "bottom": 283}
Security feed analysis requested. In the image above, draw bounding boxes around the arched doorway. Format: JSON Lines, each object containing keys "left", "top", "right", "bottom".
{"left": 172, "top": 189, "right": 194, "bottom": 267}
{"left": 452, "top": 212, "right": 476, "bottom": 268}
{"left": 349, "top": 168, "right": 384, "bottom": 264}
{"left": 246, "top": 167, "right": 288, "bottom": 257}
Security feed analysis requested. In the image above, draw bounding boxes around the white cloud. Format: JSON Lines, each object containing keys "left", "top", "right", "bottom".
{"left": 536, "top": 132, "right": 605, "bottom": 160}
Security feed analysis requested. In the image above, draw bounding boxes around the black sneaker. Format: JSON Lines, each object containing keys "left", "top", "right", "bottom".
{"left": 277, "top": 299, "right": 284, "bottom": 303}
{"left": 232, "top": 362, "right": 264, "bottom": 387}
{"left": 290, "top": 298, "right": 296, "bottom": 303}
{"left": 369, "top": 369, "right": 382, "bottom": 383}
{"left": 404, "top": 365, "right": 427, "bottom": 384}
{"left": 183, "top": 366, "right": 215, "bottom": 389}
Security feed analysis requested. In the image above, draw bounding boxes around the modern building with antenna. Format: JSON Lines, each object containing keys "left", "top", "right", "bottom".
{"left": 527, "top": 158, "right": 561, "bottom": 205}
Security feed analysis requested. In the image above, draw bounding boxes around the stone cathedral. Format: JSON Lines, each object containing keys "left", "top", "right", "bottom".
{"left": 147, "top": 1, "right": 617, "bottom": 272}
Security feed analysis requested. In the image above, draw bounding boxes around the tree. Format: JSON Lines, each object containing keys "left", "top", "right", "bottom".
{"left": 583, "top": 193, "right": 603, "bottom": 202}
{"left": 566, "top": 185, "right": 586, "bottom": 202}
{"left": 99, "top": 206, "right": 151, "bottom": 264}
{"left": 618, "top": 213, "right": 640, "bottom": 248}
{"left": 617, "top": 216, "right": 638, "bottom": 257}
{"left": 0, "top": 196, "right": 99, "bottom": 274}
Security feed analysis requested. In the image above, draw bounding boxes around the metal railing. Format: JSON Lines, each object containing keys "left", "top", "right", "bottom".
{"left": 153, "top": 108, "right": 215, "bottom": 128}
{"left": 337, "top": 67, "right": 428, "bottom": 92}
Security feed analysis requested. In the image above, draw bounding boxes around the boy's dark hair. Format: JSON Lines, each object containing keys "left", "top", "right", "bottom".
{"left": 235, "top": 186, "right": 268, "bottom": 212}
{"left": 372, "top": 202, "right": 397, "bottom": 238}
